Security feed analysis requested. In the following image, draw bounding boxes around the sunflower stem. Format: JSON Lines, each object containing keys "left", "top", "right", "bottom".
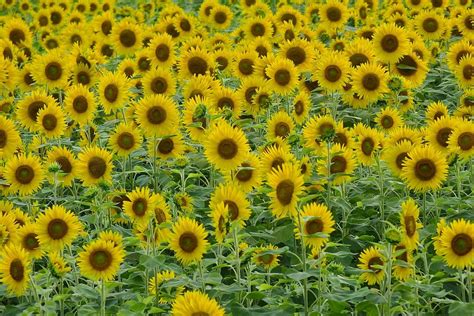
{"left": 376, "top": 153, "right": 385, "bottom": 237}
{"left": 198, "top": 260, "right": 206, "bottom": 292}
{"left": 460, "top": 269, "right": 466, "bottom": 302}
{"left": 59, "top": 276, "right": 64, "bottom": 316}
{"left": 296, "top": 211, "right": 309, "bottom": 316}
{"left": 468, "top": 266, "right": 472, "bottom": 303}
{"left": 384, "top": 243, "right": 392, "bottom": 316}
{"left": 29, "top": 275, "right": 41, "bottom": 315}
{"left": 233, "top": 226, "right": 241, "bottom": 289}
{"left": 100, "top": 279, "right": 106, "bottom": 316}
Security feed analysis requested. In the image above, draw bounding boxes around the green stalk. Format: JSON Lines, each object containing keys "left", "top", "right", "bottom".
{"left": 460, "top": 269, "right": 466, "bottom": 302}
{"left": 59, "top": 276, "right": 64, "bottom": 316}
{"left": 296, "top": 212, "right": 309, "bottom": 316}
{"left": 233, "top": 226, "right": 241, "bottom": 287}
{"left": 468, "top": 266, "right": 472, "bottom": 303}
{"left": 100, "top": 279, "right": 106, "bottom": 316}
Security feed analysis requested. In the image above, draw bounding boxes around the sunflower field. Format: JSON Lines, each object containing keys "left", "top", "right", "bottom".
{"left": 0, "top": 0, "right": 473, "bottom": 315}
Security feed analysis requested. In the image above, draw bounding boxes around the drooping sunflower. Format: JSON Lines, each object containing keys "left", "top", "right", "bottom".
{"left": 35, "top": 205, "right": 83, "bottom": 252}
{"left": 314, "top": 51, "right": 351, "bottom": 92}
{"left": 351, "top": 63, "right": 389, "bottom": 104}
{"left": 111, "top": 19, "right": 143, "bottom": 55}
{"left": 372, "top": 23, "right": 409, "bottom": 63}
{"left": 31, "top": 49, "right": 71, "bottom": 89}
{"left": 425, "top": 116, "right": 458, "bottom": 155}
{"left": 169, "top": 217, "right": 208, "bottom": 265}
{"left": 392, "top": 244, "right": 414, "bottom": 282}
{"left": 210, "top": 182, "right": 251, "bottom": 226}
{"left": 448, "top": 120, "right": 474, "bottom": 161}
{"left": 401, "top": 145, "right": 448, "bottom": 192}
{"left": 78, "top": 239, "right": 125, "bottom": 281}
{"left": 171, "top": 291, "right": 225, "bottom": 316}
{"left": 135, "top": 94, "right": 179, "bottom": 137}
{"left": 63, "top": 84, "right": 96, "bottom": 126}
{"left": 317, "top": 143, "right": 357, "bottom": 185}
{"left": 268, "top": 163, "right": 305, "bottom": 219}
{"left": 76, "top": 146, "right": 114, "bottom": 187}
{"left": 183, "top": 96, "right": 212, "bottom": 142}
{"left": 267, "top": 111, "right": 294, "bottom": 141}
{"left": 204, "top": 120, "right": 250, "bottom": 171}
{"left": 36, "top": 103, "right": 66, "bottom": 139}
{"left": 358, "top": 246, "right": 385, "bottom": 285}
{"left": 4, "top": 154, "right": 44, "bottom": 196}
{"left": 297, "top": 202, "right": 335, "bottom": 251}
{"left": 178, "top": 47, "right": 212, "bottom": 78}
{"left": 400, "top": 198, "right": 423, "bottom": 250}
{"left": 439, "top": 219, "right": 474, "bottom": 269}
{"left": 414, "top": 11, "right": 447, "bottom": 40}
{"left": 433, "top": 218, "right": 448, "bottom": 256}
{"left": 123, "top": 186, "right": 156, "bottom": 228}
{"left": 265, "top": 57, "right": 299, "bottom": 95}
{"left": 17, "top": 224, "right": 43, "bottom": 259}
{"left": 0, "top": 244, "right": 30, "bottom": 296}
{"left": 46, "top": 146, "right": 77, "bottom": 187}
{"left": 253, "top": 244, "right": 280, "bottom": 271}
{"left": 224, "top": 153, "right": 263, "bottom": 193}
{"left": 382, "top": 140, "right": 415, "bottom": 177}
{"left": 0, "top": 116, "right": 21, "bottom": 160}
{"left": 109, "top": 122, "right": 143, "bottom": 157}
{"left": 98, "top": 71, "right": 131, "bottom": 114}
{"left": 211, "top": 202, "right": 229, "bottom": 244}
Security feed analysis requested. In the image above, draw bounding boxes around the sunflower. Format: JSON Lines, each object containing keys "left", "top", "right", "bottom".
{"left": 146, "top": 33, "right": 175, "bottom": 68}
{"left": 78, "top": 239, "right": 125, "bottom": 281}
{"left": 446, "top": 39, "right": 473, "bottom": 72}
{"left": 35, "top": 205, "right": 83, "bottom": 252}
{"left": 425, "top": 116, "right": 458, "bottom": 155}
{"left": 142, "top": 66, "right": 176, "bottom": 96}
{"left": 210, "top": 182, "right": 251, "bottom": 226}
{"left": 210, "top": 85, "right": 242, "bottom": 118}
{"left": 319, "top": 0, "right": 349, "bottom": 30}
{"left": 265, "top": 57, "right": 299, "bottom": 95}
{"left": 254, "top": 244, "right": 280, "bottom": 271}
{"left": 393, "top": 53, "right": 428, "bottom": 88}
{"left": 183, "top": 96, "right": 212, "bottom": 142}
{"left": 148, "top": 133, "right": 185, "bottom": 160}
{"left": 439, "top": 219, "right": 474, "bottom": 269}
{"left": 232, "top": 50, "right": 258, "bottom": 79}
{"left": 98, "top": 230, "right": 123, "bottom": 249}
{"left": 433, "top": 218, "right": 448, "bottom": 256}
{"left": 314, "top": 51, "right": 351, "bottom": 92}
{"left": 36, "top": 103, "right": 66, "bottom": 139}
{"left": 243, "top": 17, "right": 272, "bottom": 39}
{"left": 303, "top": 115, "right": 337, "bottom": 153}
{"left": 98, "top": 71, "right": 131, "bottom": 114}
{"left": 171, "top": 291, "right": 225, "bottom": 316}
{"left": 414, "top": 11, "right": 447, "bottom": 40}
{"left": 76, "top": 146, "right": 114, "bottom": 187}
{"left": 279, "top": 38, "right": 315, "bottom": 72}
{"left": 297, "top": 202, "right": 335, "bottom": 251}
{"left": 291, "top": 90, "right": 311, "bottom": 124}
{"left": 344, "top": 38, "right": 376, "bottom": 68}
{"left": 392, "top": 244, "right": 414, "bottom": 282}
{"left": 448, "top": 120, "right": 474, "bottom": 161}
{"left": 0, "top": 244, "right": 30, "bottom": 296}
{"left": 111, "top": 19, "right": 142, "bottom": 55}
{"left": 92, "top": 11, "right": 114, "bottom": 39}
{"left": 267, "top": 111, "right": 294, "bottom": 141}
{"left": 382, "top": 140, "right": 415, "bottom": 177}
{"left": 358, "top": 246, "right": 385, "bottom": 285}
{"left": 175, "top": 192, "right": 194, "bottom": 213}
{"left": 351, "top": 63, "right": 389, "bottom": 104}
{"left": 317, "top": 143, "right": 357, "bottom": 185}
{"left": 0, "top": 116, "right": 21, "bottom": 160}
{"left": 386, "top": 126, "right": 423, "bottom": 147}
{"left": 372, "top": 23, "right": 409, "bottom": 63}
{"left": 1, "top": 18, "right": 32, "bottom": 47}
{"left": 375, "top": 107, "right": 403, "bottom": 132}
{"left": 457, "top": 8, "right": 474, "bottom": 36}
{"left": 209, "top": 4, "right": 233, "bottom": 30}
{"left": 4, "top": 154, "right": 44, "bottom": 196}
{"left": 260, "top": 144, "right": 295, "bottom": 175}
{"left": 31, "top": 49, "right": 71, "bottom": 89}
{"left": 0, "top": 58, "right": 17, "bottom": 90}
{"left": 0, "top": 212, "right": 18, "bottom": 249}
{"left": 224, "top": 153, "right": 263, "bottom": 192}
{"left": 149, "top": 270, "right": 184, "bottom": 303}
{"left": 179, "top": 47, "right": 212, "bottom": 78}
{"left": 182, "top": 75, "right": 216, "bottom": 101}
{"left": 150, "top": 193, "right": 172, "bottom": 243}
{"left": 109, "top": 122, "right": 143, "bottom": 157}
{"left": 17, "top": 224, "right": 42, "bottom": 259}
{"left": 400, "top": 198, "right": 423, "bottom": 250}
{"left": 455, "top": 55, "right": 473, "bottom": 89}
{"left": 426, "top": 101, "right": 448, "bottom": 122}
{"left": 204, "top": 120, "right": 250, "bottom": 171}
{"left": 268, "top": 163, "right": 304, "bottom": 219}
{"left": 354, "top": 126, "right": 382, "bottom": 166}
{"left": 238, "top": 76, "right": 263, "bottom": 111}
{"left": 70, "top": 63, "right": 97, "bottom": 87}
{"left": 213, "top": 48, "right": 233, "bottom": 73}
{"left": 135, "top": 94, "right": 179, "bottom": 137}
{"left": 211, "top": 202, "right": 229, "bottom": 244}
{"left": 46, "top": 146, "right": 77, "bottom": 187}
{"left": 401, "top": 145, "right": 448, "bottom": 192}
{"left": 63, "top": 84, "right": 95, "bottom": 125}
{"left": 169, "top": 217, "right": 208, "bottom": 265}
{"left": 123, "top": 187, "right": 156, "bottom": 228}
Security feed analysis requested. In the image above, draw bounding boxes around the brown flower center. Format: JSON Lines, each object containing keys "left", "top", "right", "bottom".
{"left": 155, "top": 44, "right": 170, "bottom": 62}
{"left": 463, "top": 64, "right": 472, "bottom": 80}
{"left": 361, "top": 137, "right": 375, "bottom": 155}
{"left": 281, "top": 13, "right": 297, "bottom": 25}
{"left": 56, "top": 156, "right": 72, "bottom": 173}
{"left": 132, "top": 198, "right": 147, "bottom": 216}
{"left": 457, "top": 132, "right": 474, "bottom": 150}
{"left": 276, "top": 179, "right": 294, "bottom": 206}
{"left": 89, "top": 249, "right": 112, "bottom": 271}
{"left": 155, "top": 208, "right": 166, "bottom": 224}
{"left": 158, "top": 138, "right": 174, "bottom": 154}
{"left": 138, "top": 57, "right": 151, "bottom": 71}
{"left": 73, "top": 96, "right": 88, "bottom": 113}
{"left": 101, "top": 21, "right": 112, "bottom": 35}
{"left": 258, "top": 253, "right": 274, "bottom": 265}
{"left": 404, "top": 215, "right": 416, "bottom": 237}
{"left": 151, "top": 77, "right": 168, "bottom": 94}
{"left": 15, "top": 165, "right": 35, "bottom": 184}
{"left": 77, "top": 71, "right": 91, "bottom": 85}
{"left": 330, "top": 156, "right": 347, "bottom": 173}
{"left": 396, "top": 152, "right": 409, "bottom": 169}
{"left": 188, "top": 56, "right": 208, "bottom": 76}
{"left": 9, "top": 29, "right": 25, "bottom": 45}
{"left": 275, "top": 69, "right": 291, "bottom": 86}
{"left": 436, "top": 127, "right": 453, "bottom": 148}
{"left": 414, "top": 158, "right": 436, "bottom": 181}
{"left": 117, "top": 132, "right": 135, "bottom": 150}
{"left": 368, "top": 256, "right": 383, "bottom": 273}
{"left": 324, "top": 65, "right": 342, "bottom": 82}
{"left": 217, "top": 138, "right": 238, "bottom": 160}
{"left": 104, "top": 84, "right": 119, "bottom": 103}
{"left": 422, "top": 18, "right": 439, "bottom": 33}
{"left": 42, "top": 114, "right": 57, "bottom": 131}
{"left": 217, "top": 97, "right": 234, "bottom": 110}
{"left": 362, "top": 73, "right": 380, "bottom": 91}
{"left": 147, "top": 106, "right": 167, "bottom": 124}
{"left": 23, "top": 233, "right": 40, "bottom": 250}
{"left": 396, "top": 55, "right": 418, "bottom": 77}
{"left": 47, "top": 218, "right": 68, "bottom": 240}
{"left": 9, "top": 259, "right": 24, "bottom": 281}
{"left": 286, "top": 47, "right": 306, "bottom": 66}
{"left": 119, "top": 29, "right": 136, "bottom": 48}
{"left": 180, "top": 19, "right": 191, "bottom": 31}
{"left": 251, "top": 23, "right": 265, "bottom": 37}
{"left": 326, "top": 7, "right": 342, "bottom": 22}
{"left": 0, "top": 130, "right": 6, "bottom": 148}
{"left": 236, "top": 163, "right": 253, "bottom": 182}
{"left": 224, "top": 200, "right": 239, "bottom": 221}
{"left": 275, "top": 122, "right": 290, "bottom": 138}
{"left": 88, "top": 157, "right": 107, "bottom": 178}
{"left": 238, "top": 59, "right": 254, "bottom": 76}
{"left": 451, "top": 233, "right": 472, "bottom": 256}
{"left": 380, "top": 34, "right": 399, "bottom": 53}
{"left": 381, "top": 115, "right": 394, "bottom": 129}
{"left": 179, "top": 232, "right": 198, "bottom": 253}
{"left": 294, "top": 101, "right": 304, "bottom": 115}
{"left": 350, "top": 53, "right": 369, "bottom": 67}
{"left": 45, "top": 62, "right": 62, "bottom": 80}
{"left": 214, "top": 11, "right": 227, "bottom": 24}
{"left": 306, "top": 219, "right": 323, "bottom": 235}
{"left": 216, "top": 56, "right": 228, "bottom": 70}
